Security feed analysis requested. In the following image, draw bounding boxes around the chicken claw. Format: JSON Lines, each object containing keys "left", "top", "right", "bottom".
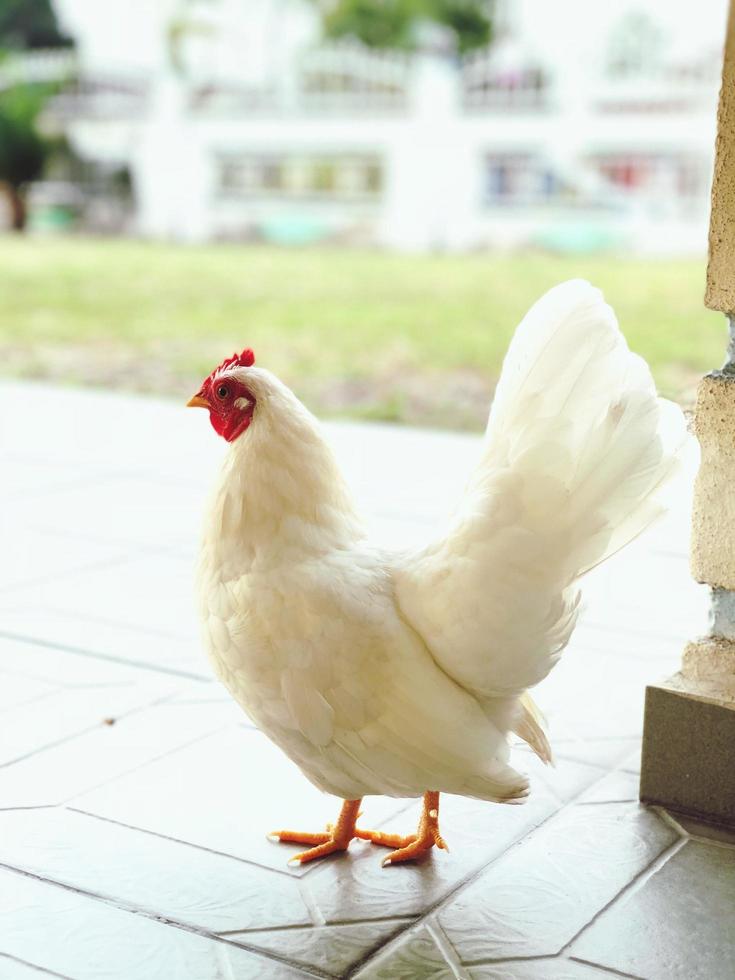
{"left": 269, "top": 799, "right": 362, "bottom": 865}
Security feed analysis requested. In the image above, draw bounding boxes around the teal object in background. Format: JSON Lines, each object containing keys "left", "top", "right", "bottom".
{"left": 534, "top": 221, "right": 628, "bottom": 254}
{"left": 259, "top": 214, "right": 332, "bottom": 246}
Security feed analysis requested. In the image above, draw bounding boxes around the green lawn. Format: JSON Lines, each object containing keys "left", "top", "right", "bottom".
{"left": 0, "top": 236, "right": 725, "bottom": 428}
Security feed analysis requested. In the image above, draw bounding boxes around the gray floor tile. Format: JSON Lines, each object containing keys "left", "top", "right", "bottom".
{"left": 0, "top": 701, "right": 236, "bottom": 807}
{"left": 437, "top": 803, "right": 678, "bottom": 964}
{"left": 0, "top": 381, "right": 222, "bottom": 477}
{"left": 0, "top": 808, "right": 311, "bottom": 933}
{"left": 72, "top": 728, "right": 408, "bottom": 876}
{"left": 576, "top": 770, "right": 641, "bottom": 805}
{"left": 7, "top": 476, "right": 204, "bottom": 554}
{"left": 551, "top": 738, "right": 641, "bottom": 771}
{"left": 535, "top": 647, "right": 674, "bottom": 743}
{"left": 571, "top": 840, "right": 735, "bottom": 979}
{"left": 234, "top": 920, "right": 414, "bottom": 977}
{"left": 618, "top": 748, "right": 642, "bottom": 775}
{"left": 514, "top": 752, "right": 606, "bottom": 804}
{"left": 0, "top": 679, "right": 181, "bottom": 767}
{"left": 0, "top": 452, "right": 117, "bottom": 500}
{"left": 353, "top": 925, "right": 453, "bottom": 979}
{"left": 0, "top": 868, "right": 306, "bottom": 980}
{"left": 1, "top": 552, "right": 200, "bottom": 652}
{"left": 0, "top": 524, "right": 129, "bottom": 594}
{"left": 0, "top": 673, "right": 56, "bottom": 711}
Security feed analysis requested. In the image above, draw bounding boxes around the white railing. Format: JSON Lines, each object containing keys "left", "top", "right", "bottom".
{"left": 591, "top": 74, "right": 721, "bottom": 114}
{"left": 298, "top": 41, "right": 410, "bottom": 112}
{"left": 51, "top": 74, "right": 149, "bottom": 119}
{"left": 0, "top": 49, "right": 77, "bottom": 89}
{"left": 187, "top": 41, "right": 411, "bottom": 116}
{"left": 461, "top": 47, "right": 548, "bottom": 111}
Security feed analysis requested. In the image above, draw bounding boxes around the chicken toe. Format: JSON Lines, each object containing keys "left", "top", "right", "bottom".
{"left": 269, "top": 798, "right": 361, "bottom": 866}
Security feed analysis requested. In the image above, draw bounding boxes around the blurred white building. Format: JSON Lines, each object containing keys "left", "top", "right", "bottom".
{"left": 40, "top": 0, "right": 729, "bottom": 252}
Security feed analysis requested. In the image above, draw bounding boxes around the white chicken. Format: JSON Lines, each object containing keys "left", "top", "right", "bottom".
{"left": 188, "top": 280, "right": 684, "bottom": 867}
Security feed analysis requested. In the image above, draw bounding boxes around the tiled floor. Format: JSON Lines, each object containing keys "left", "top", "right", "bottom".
{"left": 1, "top": 381, "right": 733, "bottom": 980}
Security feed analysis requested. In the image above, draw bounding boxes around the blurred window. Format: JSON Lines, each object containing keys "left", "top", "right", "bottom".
{"left": 218, "top": 155, "right": 383, "bottom": 200}
{"left": 484, "top": 153, "right": 562, "bottom": 205}
{"left": 592, "top": 153, "right": 706, "bottom": 200}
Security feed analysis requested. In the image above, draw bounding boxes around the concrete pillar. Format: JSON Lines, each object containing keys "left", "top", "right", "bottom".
{"left": 380, "top": 52, "right": 478, "bottom": 251}
{"left": 132, "top": 72, "right": 214, "bottom": 243}
{"left": 640, "top": 0, "right": 735, "bottom": 827}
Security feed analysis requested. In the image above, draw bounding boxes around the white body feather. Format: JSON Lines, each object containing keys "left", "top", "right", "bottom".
{"left": 198, "top": 280, "right": 685, "bottom": 802}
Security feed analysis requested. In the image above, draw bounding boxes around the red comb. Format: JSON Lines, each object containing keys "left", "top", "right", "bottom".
{"left": 210, "top": 349, "right": 255, "bottom": 379}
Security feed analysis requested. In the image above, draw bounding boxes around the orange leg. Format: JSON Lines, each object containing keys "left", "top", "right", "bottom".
{"left": 269, "top": 799, "right": 362, "bottom": 865}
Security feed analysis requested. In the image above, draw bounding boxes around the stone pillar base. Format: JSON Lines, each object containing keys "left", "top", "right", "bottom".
{"left": 641, "top": 668, "right": 735, "bottom": 827}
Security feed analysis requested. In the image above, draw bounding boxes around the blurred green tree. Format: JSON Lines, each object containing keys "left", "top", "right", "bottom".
{"left": 0, "top": 0, "right": 71, "bottom": 49}
{"left": 0, "top": 1, "right": 71, "bottom": 229}
{"left": 0, "top": 83, "right": 49, "bottom": 229}
{"left": 315, "top": 0, "right": 492, "bottom": 53}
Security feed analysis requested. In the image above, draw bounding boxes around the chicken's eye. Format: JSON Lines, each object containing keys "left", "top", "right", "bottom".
{"left": 216, "top": 384, "right": 230, "bottom": 400}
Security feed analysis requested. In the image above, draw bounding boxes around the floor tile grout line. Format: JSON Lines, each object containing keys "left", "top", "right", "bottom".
{"left": 549, "top": 736, "right": 642, "bottom": 745}
{"left": 577, "top": 620, "right": 688, "bottom": 645}
{"left": 556, "top": 835, "right": 688, "bottom": 959}
{"left": 310, "top": 915, "right": 419, "bottom": 930}
{"left": 0, "top": 951, "right": 73, "bottom": 979}
{"left": 568, "top": 955, "right": 647, "bottom": 980}
{"left": 653, "top": 806, "right": 735, "bottom": 850}
{"left": 458, "top": 951, "right": 641, "bottom": 975}
{"left": 577, "top": 798, "right": 639, "bottom": 806}
{"left": 0, "top": 805, "right": 59, "bottom": 812}
{"left": 0, "top": 629, "right": 210, "bottom": 681}
{"left": 297, "top": 877, "right": 327, "bottom": 926}
{"left": 65, "top": 805, "right": 307, "bottom": 881}
{"left": 425, "top": 916, "right": 472, "bottom": 980}
{"left": 460, "top": 952, "right": 572, "bottom": 967}
{"left": 0, "top": 862, "right": 331, "bottom": 980}
{"left": 654, "top": 805, "right": 690, "bottom": 838}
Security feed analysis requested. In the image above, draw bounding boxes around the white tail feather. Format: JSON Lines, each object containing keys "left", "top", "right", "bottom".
{"left": 397, "top": 280, "right": 688, "bottom": 700}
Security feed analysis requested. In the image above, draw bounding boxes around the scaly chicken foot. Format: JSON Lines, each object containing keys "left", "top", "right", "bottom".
{"left": 269, "top": 798, "right": 362, "bottom": 865}
{"left": 380, "top": 791, "right": 448, "bottom": 866}
{"left": 270, "top": 792, "right": 448, "bottom": 866}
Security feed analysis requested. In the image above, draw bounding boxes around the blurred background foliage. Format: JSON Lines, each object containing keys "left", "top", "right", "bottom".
{"left": 0, "top": 238, "right": 722, "bottom": 428}
{"left": 315, "top": 0, "right": 492, "bottom": 52}
{"left": 0, "top": 0, "right": 71, "bottom": 229}
{"left": 0, "top": 0, "right": 71, "bottom": 49}
{"left": 0, "top": 82, "right": 52, "bottom": 229}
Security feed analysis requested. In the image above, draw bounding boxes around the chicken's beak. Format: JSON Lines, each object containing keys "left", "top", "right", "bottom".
{"left": 187, "top": 394, "right": 209, "bottom": 409}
